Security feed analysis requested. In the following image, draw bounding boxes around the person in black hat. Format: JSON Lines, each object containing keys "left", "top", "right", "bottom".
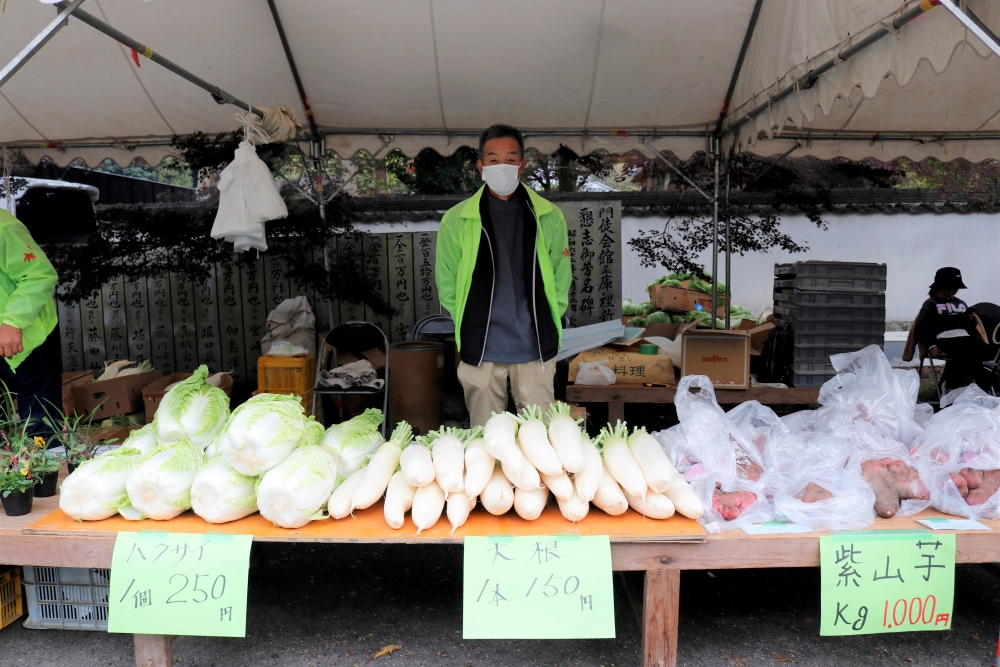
{"left": 914, "top": 267, "right": 990, "bottom": 389}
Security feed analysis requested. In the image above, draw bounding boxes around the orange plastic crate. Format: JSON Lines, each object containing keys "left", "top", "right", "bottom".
{"left": 257, "top": 354, "right": 316, "bottom": 394}
{"left": 0, "top": 567, "right": 24, "bottom": 631}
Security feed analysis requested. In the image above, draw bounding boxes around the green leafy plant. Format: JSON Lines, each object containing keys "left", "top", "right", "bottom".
{"left": 41, "top": 403, "right": 108, "bottom": 467}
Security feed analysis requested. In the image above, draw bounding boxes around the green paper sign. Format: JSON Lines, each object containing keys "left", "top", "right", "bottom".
{"left": 463, "top": 534, "right": 615, "bottom": 639}
{"left": 819, "top": 531, "right": 955, "bottom": 636}
{"left": 108, "top": 531, "right": 253, "bottom": 637}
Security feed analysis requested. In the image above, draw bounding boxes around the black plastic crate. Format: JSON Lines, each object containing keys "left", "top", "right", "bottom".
{"left": 791, "top": 372, "right": 837, "bottom": 388}
{"left": 774, "top": 276, "right": 887, "bottom": 292}
{"left": 773, "top": 291, "right": 886, "bottom": 307}
{"left": 792, "top": 332, "right": 885, "bottom": 348}
{"left": 792, "top": 343, "right": 884, "bottom": 360}
{"left": 793, "top": 359, "right": 838, "bottom": 373}
{"left": 773, "top": 304, "right": 886, "bottom": 322}
{"left": 774, "top": 261, "right": 887, "bottom": 280}
{"left": 774, "top": 317, "right": 886, "bottom": 334}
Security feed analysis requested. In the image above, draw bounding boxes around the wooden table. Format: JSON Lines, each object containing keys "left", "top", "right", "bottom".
{"left": 566, "top": 384, "right": 822, "bottom": 423}
{"left": 2, "top": 495, "right": 997, "bottom": 667}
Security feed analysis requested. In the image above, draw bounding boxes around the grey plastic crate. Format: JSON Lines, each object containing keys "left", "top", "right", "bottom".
{"left": 773, "top": 304, "right": 886, "bottom": 322}
{"left": 774, "top": 261, "right": 887, "bottom": 279}
{"left": 773, "top": 291, "right": 886, "bottom": 307}
{"left": 792, "top": 333, "right": 885, "bottom": 348}
{"left": 774, "top": 276, "right": 887, "bottom": 292}
{"left": 792, "top": 344, "right": 883, "bottom": 360}
{"left": 773, "top": 317, "right": 886, "bottom": 334}
{"left": 792, "top": 372, "right": 837, "bottom": 388}
{"left": 793, "top": 359, "right": 837, "bottom": 373}
{"left": 22, "top": 566, "right": 110, "bottom": 631}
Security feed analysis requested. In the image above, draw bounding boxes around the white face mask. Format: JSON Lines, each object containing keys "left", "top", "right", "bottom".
{"left": 481, "top": 164, "right": 520, "bottom": 197}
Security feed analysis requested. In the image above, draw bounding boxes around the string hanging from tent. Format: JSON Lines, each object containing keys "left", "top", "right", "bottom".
{"left": 2, "top": 147, "right": 14, "bottom": 212}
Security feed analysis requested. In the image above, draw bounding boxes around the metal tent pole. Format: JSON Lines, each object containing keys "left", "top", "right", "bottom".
{"left": 724, "top": 165, "right": 731, "bottom": 329}
{"left": 0, "top": 0, "right": 85, "bottom": 89}
{"left": 710, "top": 139, "right": 720, "bottom": 325}
{"left": 714, "top": 0, "right": 764, "bottom": 137}
{"left": 53, "top": 2, "right": 262, "bottom": 117}
{"left": 723, "top": 0, "right": 939, "bottom": 140}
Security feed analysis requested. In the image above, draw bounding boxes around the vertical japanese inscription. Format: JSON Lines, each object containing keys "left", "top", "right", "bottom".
{"left": 388, "top": 233, "right": 414, "bottom": 343}
{"left": 57, "top": 286, "right": 84, "bottom": 372}
{"left": 414, "top": 232, "right": 439, "bottom": 320}
{"left": 239, "top": 258, "right": 267, "bottom": 384}
{"left": 170, "top": 273, "right": 197, "bottom": 372}
{"left": 102, "top": 276, "right": 127, "bottom": 362}
{"left": 81, "top": 290, "right": 105, "bottom": 371}
{"left": 147, "top": 273, "right": 176, "bottom": 376}
{"left": 362, "top": 233, "right": 390, "bottom": 338}
{"left": 125, "top": 277, "right": 151, "bottom": 363}
{"left": 194, "top": 269, "right": 221, "bottom": 371}
{"left": 557, "top": 201, "right": 621, "bottom": 328}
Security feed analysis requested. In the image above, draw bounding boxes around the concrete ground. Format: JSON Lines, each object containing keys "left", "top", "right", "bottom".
{"left": 0, "top": 542, "right": 997, "bottom": 667}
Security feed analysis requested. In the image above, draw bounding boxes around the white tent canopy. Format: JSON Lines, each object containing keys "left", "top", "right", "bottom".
{"left": 2, "top": 0, "right": 999, "bottom": 167}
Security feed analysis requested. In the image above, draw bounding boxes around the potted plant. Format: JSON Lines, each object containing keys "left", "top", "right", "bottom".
{"left": 0, "top": 447, "right": 38, "bottom": 516}
{"left": 42, "top": 405, "right": 109, "bottom": 474}
{"left": 27, "top": 435, "right": 60, "bottom": 498}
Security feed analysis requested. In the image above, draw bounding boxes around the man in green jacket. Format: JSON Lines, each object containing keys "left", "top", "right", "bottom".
{"left": 435, "top": 125, "right": 571, "bottom": 427}
{"left": 0, "top": 209, "right": 61, "bottom": 436}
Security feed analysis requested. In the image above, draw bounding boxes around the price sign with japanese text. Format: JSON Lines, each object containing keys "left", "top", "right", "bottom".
{"left": 820, "top": 531, "right": 955, "bottom": 636}
{"left": 463, "top": 535, "right": 615, "bottom": 639}
{"left": 108, "top": 532, "right": 253, "bottom": 637}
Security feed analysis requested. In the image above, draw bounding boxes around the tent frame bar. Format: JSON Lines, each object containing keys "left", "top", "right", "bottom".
{"left": 714, "top": 0, "right": 764, "bottom": 137}
{"left": 52, "top": 1, "right": 263, "bottom": 118}
{"left": 723, "top": 0, "right": 938, "bottom": 140}
{"left": 939, "top": 0, "right": 1000, "bottom": 57}
{"left": 0, "top": 0, "right": 85, "bottom": 90}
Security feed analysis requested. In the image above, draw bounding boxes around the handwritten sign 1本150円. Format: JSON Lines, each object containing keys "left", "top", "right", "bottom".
{"left": 463, "top": 535, "right": 615, "bottom": 639}
{"left": 819, "top": 531, "right": 955, "bottom": 636}
{"left": 108, "top": 532, "right": 253, "bottom": 637}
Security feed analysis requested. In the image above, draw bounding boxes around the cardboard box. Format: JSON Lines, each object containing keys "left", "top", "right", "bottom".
{"left": 62, "top": 371, "right": 93, "bottom": 416}
{"left": 71, "top": 370, "right": 162, "bottom": 420}
{"left": 568, "top": 345, "right": 675, "bottom": 385}
{"left": 649, "top": 284, "right": 728, "bottom": 315}
{"left": 680, "top": 330, "right": 750, "bottom": 389}
{"left": 735, "top": 320, "right": 776, "bottom": 355}
{"left": 142, "top": 372, "right": 235, "bottom": 424}
{"left": 360, "top": 347, "right": 386, "bottom": 372}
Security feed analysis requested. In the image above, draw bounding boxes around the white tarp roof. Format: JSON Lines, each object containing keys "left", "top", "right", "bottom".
{"left": 1, "top": 0, "right": 999, "bottom": 167}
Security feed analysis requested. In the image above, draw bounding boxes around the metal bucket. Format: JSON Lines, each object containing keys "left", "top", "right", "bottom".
{"left": 389, "top": 340, "right": 444, "bottom": 436}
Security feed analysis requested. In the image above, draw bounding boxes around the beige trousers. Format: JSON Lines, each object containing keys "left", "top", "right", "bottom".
{"left": 457, "top": 360, "right": 557, "bottom": 427}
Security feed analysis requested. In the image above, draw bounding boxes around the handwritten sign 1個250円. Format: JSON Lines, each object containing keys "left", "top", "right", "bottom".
{"left": 108, "top": 532, "right": 253, "bottom": 637}
{"left": 819, "top": 531, "right": 955, "bottom": 636}
{"left": 463, "top": 535, "right": 615, "bottom": 639}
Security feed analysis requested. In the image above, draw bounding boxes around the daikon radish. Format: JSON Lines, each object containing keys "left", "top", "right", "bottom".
{"left": 95, "top": 359, "right": 132, "bottom": 382}
{"left": 501, "top": 456, "right": 541, "bottom": 492}
{"left": 463, "top": 427, "right": 494, "bottom": 497}
{"left": 540, "top": 471, "right": 574, "bottom": 501}
{"left": 481, "top": 464, "right": 514, "bottom": 515}
{"left": 557, "top": 488, "right": 589, "bottom": 522}
{"left": 411, "top": 479, "right": 446, "bottom": 533}
{"left": 573, "top": 434, "right": 603, "bottom": 503}
{"left": 545, "top": 402, "right": 585, "bottom": 473}
{"left": 515, "top": 405, "right": 562, "bottom": 477}
{"left": 351, "top": 421, "right": 412, "bottom": 511}
{"left": 597, "top": 421, "right": 646, "bottom": 500}
{"left": 446, "top": 491, "right": 477, "bottom": 533}
{"left": 431, "top": 427, "right": 465, "bottom": 495}
{"left": 514, "top": 486, "right": 549, "bottom": 520}
{"left": 383, "top": 470, "right": 416, "bottom": 529}
{"left": 400, "top": 439, "right": 435, "bottom": 487}
{"left": 624, "top": 487, "right": 675, "bottom": 519}
{"left": 627, "top": 426, "right": 679, "bottom": 493}
{"left": 328, "top": 467, "right": 366, "bottom": 519}
{"left": 592, "top": 463, "right": 628, "bottom": 516}
{"left": 665, "top": 479, "right": 704, "bottom": 520}
{"left": 483, "top": 412, "right": 535, "bottom": 485}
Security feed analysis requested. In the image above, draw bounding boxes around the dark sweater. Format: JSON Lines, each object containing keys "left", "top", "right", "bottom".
{"left": 915, "top": 295, "right": 977, "bottom": 348}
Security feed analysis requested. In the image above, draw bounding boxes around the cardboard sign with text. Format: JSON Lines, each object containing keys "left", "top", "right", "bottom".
{"left": 568, "top": 346, "right": 674, "bottom": 385}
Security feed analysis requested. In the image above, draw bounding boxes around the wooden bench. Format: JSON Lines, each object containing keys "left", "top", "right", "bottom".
{"left": 565, "top": 384, "right": 821, "bottom": 423}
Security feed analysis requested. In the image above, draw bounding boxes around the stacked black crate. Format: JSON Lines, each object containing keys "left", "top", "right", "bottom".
{"left": 773, "top": 261, "right": 887, "bottom": 387}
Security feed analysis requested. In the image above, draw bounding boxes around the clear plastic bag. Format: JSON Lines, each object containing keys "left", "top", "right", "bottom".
{"left": 770, "top": 468, "right": 876, "bottom": 531}
{"left": 916, "top": 465, "right": 1000, "bottom": 520}
{"left": 813, "top": 345, "right": 925, "bottom": 445}
{"left": 575, "top": 360, "right": 616, "bottom": 386}
{"left": 726, "top": 400, "right": 788, "bottom": 456}
{"left": 656, "top": 375, "right": 772, "bottom": 533}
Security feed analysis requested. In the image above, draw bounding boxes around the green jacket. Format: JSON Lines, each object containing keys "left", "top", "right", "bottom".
{"left": 435, "top": 184, "right": 571, "bottom": 363}
{"left": 0, "top": 210, "right": 59, "bottom": 371}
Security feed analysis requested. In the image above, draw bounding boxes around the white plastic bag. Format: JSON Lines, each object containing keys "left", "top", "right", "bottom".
{"left": 770, "top": 468, "right": 876, "bottom": 531}
{"left": 575, "top": 360, "right": 616, "bottom": 386}
{"left": 261, "top": 296, "right": 316, "bottom": 357}
{"left": 211, "top": 141, "right": 288, "bottom": 252}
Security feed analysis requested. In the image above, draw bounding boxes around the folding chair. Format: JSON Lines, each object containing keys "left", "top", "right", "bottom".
{"left": 312, "top": 321, "right": 389, "bottom": 436}
{"left": 902, "top": 317, "right": 946, "bottom": 402}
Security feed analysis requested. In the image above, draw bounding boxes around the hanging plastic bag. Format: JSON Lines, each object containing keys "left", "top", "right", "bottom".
{"left": 575, "top": 360, "right": 616, "bottom": 386}
{"left": 211, "top": 139, "right": 288, "bottom": 252}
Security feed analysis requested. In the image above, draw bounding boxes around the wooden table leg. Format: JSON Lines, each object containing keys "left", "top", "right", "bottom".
{"left": 134, "top": 634, "right": 173, "bottom": 667}
{"left": 608, "top": 401, "right": 625, "bottom": 424}
{"left": 642, "top": 569, "right": 680, "bottom": 667}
